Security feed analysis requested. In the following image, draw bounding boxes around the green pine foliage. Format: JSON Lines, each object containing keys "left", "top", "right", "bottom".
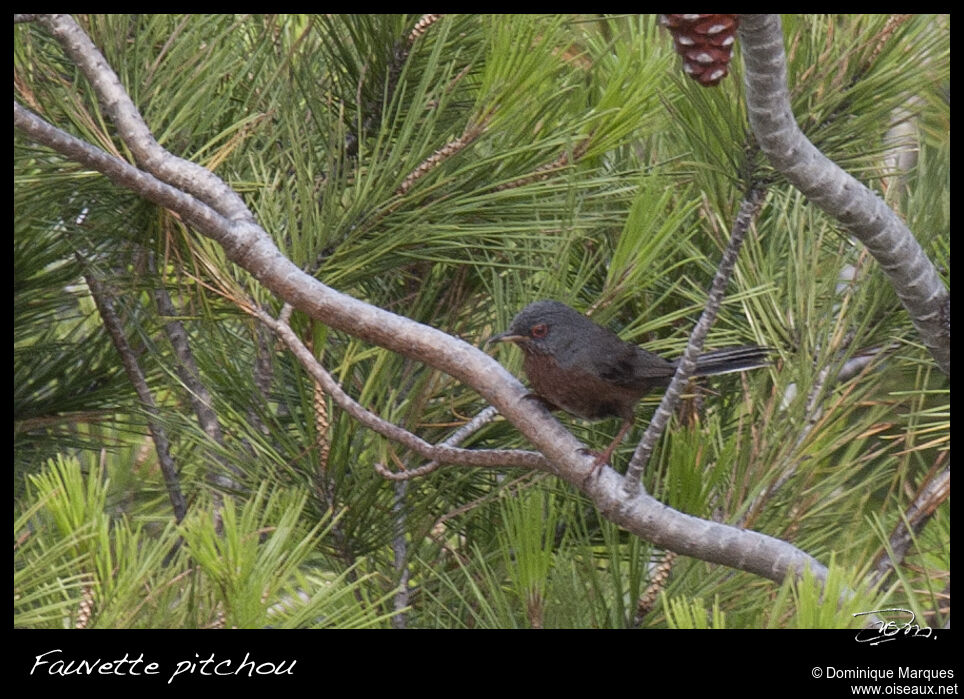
{"left": 14, "top": 14, "right": 948, "bottom": 628}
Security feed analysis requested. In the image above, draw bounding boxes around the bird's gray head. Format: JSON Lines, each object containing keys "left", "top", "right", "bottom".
{"left": 487, "top": 300, "right": 597, "bottom": 357}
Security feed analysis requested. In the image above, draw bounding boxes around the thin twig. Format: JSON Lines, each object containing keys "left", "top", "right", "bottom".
{"left": 740, "top": 246, "right": 886, "bottom": 528}
{"left": 151, "top": 264, "right": 244, "bottom": 494}
{"left": 390, "top": 478, "right": 409, "bottom": 629}
{"left": 496, "top": 135, "right": 592, "bottom": 191}
{"left": 623, "top": 187, "right": 766, "bottom": 494}
{"left": 253, "top": 306, "right": 550, "bottom": 472}
{"left": 82, "top": 266, "right": 188, "bottom": 522}
{"left": 396, "top": 118, "right": 489, "bottom": 196}
{"left": 376, "top": 405, "right": 501, "bottom": 480}
{"left": 870, "top": 460, "right": 949, "bottom": 586}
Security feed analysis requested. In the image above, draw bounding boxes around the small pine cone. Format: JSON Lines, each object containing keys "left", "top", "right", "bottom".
{"left": 660, "top": 14, "right": 740, "bottom": 87}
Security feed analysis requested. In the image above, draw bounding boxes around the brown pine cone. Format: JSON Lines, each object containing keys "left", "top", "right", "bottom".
{"left": 660, "top": 14, "right": 740, "bottom": 87}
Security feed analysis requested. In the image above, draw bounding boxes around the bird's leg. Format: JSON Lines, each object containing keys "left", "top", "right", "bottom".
{"left": 587, "top": 417, "right": 634, "bottom": 479}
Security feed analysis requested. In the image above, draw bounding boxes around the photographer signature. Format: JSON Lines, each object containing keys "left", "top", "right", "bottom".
{"left": 853, "top": 608, "right": 935, "bottom": 645}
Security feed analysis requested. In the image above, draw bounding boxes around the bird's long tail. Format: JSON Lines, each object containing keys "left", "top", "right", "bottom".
{"left": 688, "top": 346, "right": 772, "bottom": 377}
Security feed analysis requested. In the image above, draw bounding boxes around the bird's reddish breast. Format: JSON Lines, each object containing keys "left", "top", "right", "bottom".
{"left": 523, "top": 352, "right": 638, "bottom": 421}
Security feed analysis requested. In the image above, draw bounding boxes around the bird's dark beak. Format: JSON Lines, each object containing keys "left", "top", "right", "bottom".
{"left": 485, "top": 331, "right": 525, "bottom": 346}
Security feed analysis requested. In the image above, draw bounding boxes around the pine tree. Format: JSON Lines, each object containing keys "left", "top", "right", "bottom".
{"left": 14, "top": 14, "right": 948, "bottom": 630}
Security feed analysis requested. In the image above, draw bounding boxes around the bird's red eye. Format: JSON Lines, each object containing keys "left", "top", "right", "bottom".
{"left": 530, "top": 323, "right": 548, "bottom": 338}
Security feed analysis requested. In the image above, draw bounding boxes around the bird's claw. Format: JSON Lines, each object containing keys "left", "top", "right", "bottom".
{"left": 578, "top": 448, "right": 609, "bottom": 485}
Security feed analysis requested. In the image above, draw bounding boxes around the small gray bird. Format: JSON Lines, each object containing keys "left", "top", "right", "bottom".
{"left": 488, "top": 300, "right": 770, "bottom": 473}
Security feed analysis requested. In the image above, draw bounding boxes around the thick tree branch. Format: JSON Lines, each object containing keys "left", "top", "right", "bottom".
{"left": 14, "top": 99, "right": 565, "bottom": 466}
{"left": 13, "top": 14, "right": 833, "bottom": 588}
{"left": 739, "top": 14, "right": 949, "bottom": 374}
{"left": 38, "top": 14, "right": 253, "bottom": 222}
{"left": 14, "top": 102, "right": 231, "bottom": 240}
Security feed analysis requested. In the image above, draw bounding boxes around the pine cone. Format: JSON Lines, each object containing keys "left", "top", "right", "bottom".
{"left": 660, "top": 14, "right": 740, "bottom": 87}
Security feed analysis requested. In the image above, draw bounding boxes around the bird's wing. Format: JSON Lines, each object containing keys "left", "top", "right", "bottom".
{"left": 595, "top": 342, "right": 675, "bottom": 388}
